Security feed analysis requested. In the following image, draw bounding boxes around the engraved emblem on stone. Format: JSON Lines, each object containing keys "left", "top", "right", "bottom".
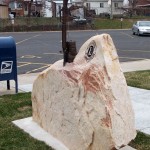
{"left": 85, "top": 41, "right": 96, "bottom": 61}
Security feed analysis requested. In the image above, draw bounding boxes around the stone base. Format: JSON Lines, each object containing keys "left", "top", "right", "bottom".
{"left": 12, "top": 117, "right": 69, "bottom": 150}
{"left": 120, "top": 146, "right": 136, "bottom": 150}
{"left": 12, "top": 117, "right": 136, "bottom": 150}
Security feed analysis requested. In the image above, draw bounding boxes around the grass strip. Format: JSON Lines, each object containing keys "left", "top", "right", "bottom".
{"left": 0, "top": 93, "right": 53, "bottom": 150}
{"left": 129, "top": 131, "right": 150, "bottom": 150}
{"left": 124, "top": 70, "right": 150, "bottom": 90}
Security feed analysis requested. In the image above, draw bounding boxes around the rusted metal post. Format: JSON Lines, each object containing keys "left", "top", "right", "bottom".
{"left": 61, "top": 0, "right": 77, "bottom": 66}
{"left": 62, "top": 0, "right": 68, "bottom": 66}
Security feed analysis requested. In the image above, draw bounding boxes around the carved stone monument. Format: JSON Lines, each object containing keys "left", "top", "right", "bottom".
{"left": 32, "top": 34, "right": 136, "bottom": 150}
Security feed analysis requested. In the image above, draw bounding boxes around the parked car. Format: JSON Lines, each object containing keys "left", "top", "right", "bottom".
{"left": 73, "top": 17, "right": 87, "bottom": 25}
{"left": 132, "top": 21, "right": 150, "bottom": 36}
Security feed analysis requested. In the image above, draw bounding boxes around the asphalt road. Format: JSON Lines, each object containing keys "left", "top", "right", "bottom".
{"left": 0, "top": 29, "right": 150, "bottom": 74}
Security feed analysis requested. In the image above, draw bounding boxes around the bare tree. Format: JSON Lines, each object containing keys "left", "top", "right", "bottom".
{"left": 28, "top": 0, "right": 33, "bottom": 17}
{"left": 128, "top": 0, "right": 138, "bottom": 17}
{"left": 129, "top": 0, "right": 138, "bottom": 9}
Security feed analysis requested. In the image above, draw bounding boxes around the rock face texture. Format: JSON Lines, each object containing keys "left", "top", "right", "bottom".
{"left": 32, "top": 34, "right": 136, "bottom": 150}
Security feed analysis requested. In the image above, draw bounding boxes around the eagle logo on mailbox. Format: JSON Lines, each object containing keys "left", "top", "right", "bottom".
{"left": 0, "top": 61, "right": 13, "bottom": 74}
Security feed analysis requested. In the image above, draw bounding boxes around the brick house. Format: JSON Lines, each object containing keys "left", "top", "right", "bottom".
{"left": 8, "top": 0, "right": 24, "bottom": 17}
{"left": 137, "top": 0, "right": 150, "bottom": 7}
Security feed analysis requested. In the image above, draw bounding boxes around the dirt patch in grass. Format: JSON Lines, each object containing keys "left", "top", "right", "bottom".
{"left": 17, "top": 106, "right": 31, "bottom": 111}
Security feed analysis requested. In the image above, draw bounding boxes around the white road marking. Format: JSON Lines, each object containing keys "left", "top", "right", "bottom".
{"left": 121, "top": 32, "right": 134, "bottom": 38}
{"left": 18, "top": 61, "right": 50, "bottom": 65}
{"left": 119, "top": 57, "right": 149, "bottom": 60}
{"left": 44, "top": 53, "right": 63, "bottom": 56}
{"left": 118, "top": 49, "right": 150, "bottom": 53}
{"left": 16, "top": 34, "right": 40, "bottom": 45}
{"left": 26, "top": 65, "right": 51, "bottom": 74}
{"left": 17, "top": 63, "right": 31, "bottom": 68}
{"left": 21, "top": 55, "right": 41, "bottom": 59}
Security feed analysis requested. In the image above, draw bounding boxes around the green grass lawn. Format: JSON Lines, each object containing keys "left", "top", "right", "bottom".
{"left": 0, "top": 93, "right": 53, "bottom": 150}
{"left": 124, "top": 70, "right": 150, "bottom": 90}
{"left": 0, "top": 70, "right": 150, "bottom": 150}
{"left": 94, "top": 18, "right": 134, "bottom": 29}
{"left": 129, "top": 131, "right": 150, "bottom": 150}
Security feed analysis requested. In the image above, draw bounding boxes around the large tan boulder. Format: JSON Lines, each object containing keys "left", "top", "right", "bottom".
{"left": 32, "top": 34, "right": 136, "bottom": 150}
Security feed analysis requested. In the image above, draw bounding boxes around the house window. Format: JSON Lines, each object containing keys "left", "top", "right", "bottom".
{"left": 114, "top": 3, "right": 118, "bottom": 8}
{"left": 24, "top": 4, "right": 27, "bottom": 11}
{"left": 86, "top": 3, "right": 91, "bottom": 10}
{"left": 17, "top": 3, "right": 22, "bottom": 8}
{"left": 9, "top": 2, "right": 15, "bottom": 9}
{"left": 100, "top": 3, "right": 104, "bottom": 8}
{"left": 86, "top": 3, "right": 90, "bottom": 10}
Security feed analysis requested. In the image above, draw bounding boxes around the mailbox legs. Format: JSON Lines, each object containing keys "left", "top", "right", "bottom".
{"left": 6, "top": 79, "right": 18, "bottom": 93}
{"left": 15, "top": 79, "right": 18, "bottom": 93}
{"left": 7, "top": 80, "right": 10, "bottom": 90}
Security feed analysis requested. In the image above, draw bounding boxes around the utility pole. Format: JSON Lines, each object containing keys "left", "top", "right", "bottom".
{"left": 110, "top": 0, "right": 113, "bottom": 19}
{"left": 61, "top": 0, "right": 77, "bottom": 66}
{"left": 62, "top": 0, "right": 68, "bottom": 66}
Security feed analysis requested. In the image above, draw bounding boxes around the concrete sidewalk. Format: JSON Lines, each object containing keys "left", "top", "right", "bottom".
{"left": 1, "top": 59, "right": 150, "bottom": 150}
{"left": 121, "top": 59, "right": 150, "bottom": 72}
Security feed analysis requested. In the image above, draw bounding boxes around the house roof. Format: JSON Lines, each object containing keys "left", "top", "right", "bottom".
{"left": 53, "top": 0, "right": 72, "bottom": 4}
{"left": 85, "top": 0, "right": 123, "bottom": 2}
{"left": 137, "top": 0, "right": 150, "bottom": 7}
{"left": 0, "top": 0, "right": 7, "bottom": 5}
{"left": 0, "top": 4, "right": 7, "bottom": 6}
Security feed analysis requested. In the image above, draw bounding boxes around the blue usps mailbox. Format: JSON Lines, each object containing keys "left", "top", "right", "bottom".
{"left": 0, "top": 37, "right": 18, "bottom": 93}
